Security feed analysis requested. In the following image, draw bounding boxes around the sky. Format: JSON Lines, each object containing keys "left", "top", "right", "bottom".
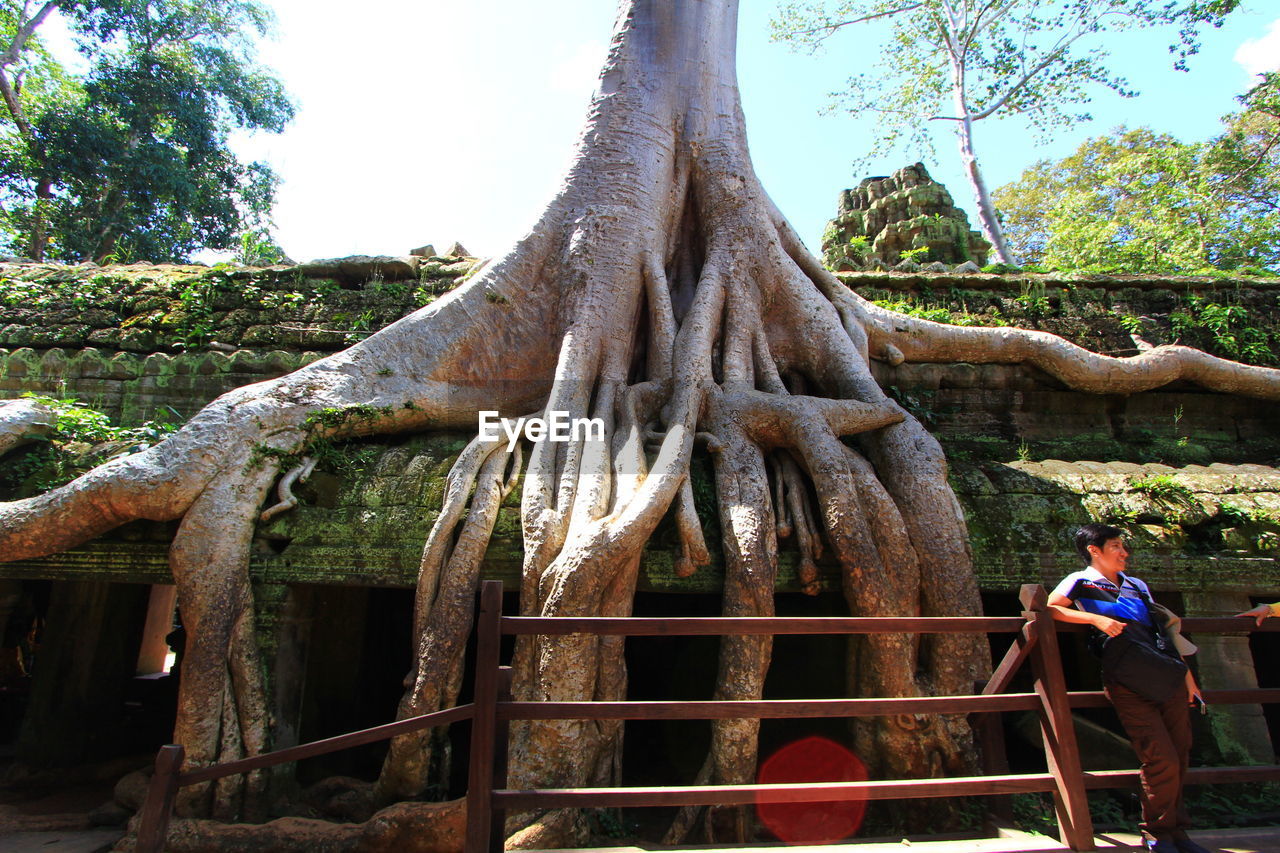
{"left": 48, "top": 1, "right": 1280, "bottom": 263}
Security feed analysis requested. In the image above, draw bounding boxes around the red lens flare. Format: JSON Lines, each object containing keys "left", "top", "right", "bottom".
{"left": 755, "top": 735, "right": 869, "bottom": 844}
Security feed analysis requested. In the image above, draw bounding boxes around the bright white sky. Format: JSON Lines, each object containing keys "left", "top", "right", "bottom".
{"left": 49, "top": 1, "right": 1280, "bottom": 262}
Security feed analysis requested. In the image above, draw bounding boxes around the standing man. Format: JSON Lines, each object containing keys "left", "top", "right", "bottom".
{"left": 1047, "top": 523, "right": 1209, "bottom": 853}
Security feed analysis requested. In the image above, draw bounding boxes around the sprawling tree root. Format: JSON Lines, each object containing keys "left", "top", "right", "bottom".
{"left": 4, "top": 0, "right": 1280, "bottom": 848}
{"left": 114, "top": 799, "right": 466, "bottom": 853}
{"left": 0, "top": 397, "right": 54, "bottom": 458}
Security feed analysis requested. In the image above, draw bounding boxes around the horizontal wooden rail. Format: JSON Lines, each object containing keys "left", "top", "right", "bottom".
{"left": 1085, "top": 765, "right": 1280, "bottom": 788}
{"left": 180, "top": 704, "right": 473, "bottom": 786}
{"left": 1036, "top": 618, "right": 1280, "bottom": 634}
{"left": 490, "top": 764, "right": 1280, "bottom": 811}
{"left": 498, "top": 615, "right": 1280, "bottom": 638}
{"left": 498, "top": 693, "right": 1042, "bottom": 721}
{"left": 499, "top": 615, "right": 1027, "bottom": 636}
{"left": 491, "top": 773, "right": 1061, "bottom": 810}
{"left": 1197, "top": 687, "right": 1280, "bottom": 705}
{"left": 493, "top": 687, "right": 1280, "bottom": 724}
{"left": 1060, "top": 687, "right": 1280, "bottom": 710}
{"left": 1179, "top": 617, "right": 1280, "bottom": 633}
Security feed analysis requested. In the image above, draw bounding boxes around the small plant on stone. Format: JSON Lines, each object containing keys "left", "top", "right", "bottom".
{"left": 372, "top": 279, "right": 407, "bottom": 299}
{"left": 1118, "top": 312, "right": 1144, "bottom": 334}
{"left": 343, "top": 310, "right": 376, "bottom": 343}
{"left": 1015, "top": 279, "right": 1050, "bottom": 316}
{"left": 1104, "top": 501, "right": 1140, "bottom": 524}
{"left": 1219, "top": 502, "right": 1277, "bottom": 527}
{"left": 847, "top": 235, "right": 871, "bottom": 259}
{"left": 5, "top": 395, "right": 183, "bottom": 492}
{"left": 1129, "top": 473, "right": 1195, "bottom": 505}
{"left": 900, "top": 246, "right": 929, "bottom": 264}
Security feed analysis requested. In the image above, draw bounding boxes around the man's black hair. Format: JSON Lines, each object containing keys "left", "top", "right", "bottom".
{"left": 1075, "top": 523, "right": 1125, "bottom": 565}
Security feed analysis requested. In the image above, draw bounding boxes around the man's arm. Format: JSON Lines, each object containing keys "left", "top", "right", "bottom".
{"left": 1235, "top": 602, "right": 1280, "bottom": 626}
{"left": 1046, "top": 592, "right": 1127, "bottom": 637}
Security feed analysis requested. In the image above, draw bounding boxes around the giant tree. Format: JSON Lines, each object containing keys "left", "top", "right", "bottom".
{"left": 1, "top": 1, "right": 1278, "bottom": 848}
{"left": 0, "top": 0, "right": 291, "bottom": 263}
{"left": 770, "top": 0, "right": 1238, "bottom": 265}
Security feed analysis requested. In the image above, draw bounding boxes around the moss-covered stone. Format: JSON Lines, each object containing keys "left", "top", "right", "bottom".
{"left": 1, "top": 259, "right": 1278, "bottom": 602}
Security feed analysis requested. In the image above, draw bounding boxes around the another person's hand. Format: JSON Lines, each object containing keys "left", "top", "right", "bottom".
{"left": 1234, "top": 603, "right": 1277, "bottom": 627}
{"left": 1092, "top": 615, "right": 1125, "bottom": 637}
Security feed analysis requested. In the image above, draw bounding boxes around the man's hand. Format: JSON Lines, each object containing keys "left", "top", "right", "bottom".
{"left": 1234, "top": 603, "right": 1276, "bottom": 627}
{"left": 1186, "top": 670, "right": 1205, "bottom": 709}
{"left": 1092, "top": 614, "right": 1126, "bottom": 637}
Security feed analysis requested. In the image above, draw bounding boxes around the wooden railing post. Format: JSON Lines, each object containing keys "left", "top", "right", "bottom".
{"left": 1021, "top": 583, "right": 1095, "bottom": 852}
{"left": 466, "top": 581, "right": 504, "bottom": 853}
{"left": 490, "top": 665, "right": 514, "bottom": 853}
{"left": 135, "top": 743, "right": 184, "bottom": 853}
{"left": 973, "top": 678, "right": 1014, "bottom": 827}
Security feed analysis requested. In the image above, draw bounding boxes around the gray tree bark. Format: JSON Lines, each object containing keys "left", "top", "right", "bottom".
{"left": 2, "top": 0, "right": 1279, "bottom": 847}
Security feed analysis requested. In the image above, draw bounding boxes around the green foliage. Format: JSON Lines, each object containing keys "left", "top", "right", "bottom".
{"left": 1129, "top": 473, "right": 1195, "bottom": 504}
{"left": 771, "top": 1, "right": 1231, "bottom": 256}
{"left": 235, "top": 228, "right": 290, "bottom": 266}
{"left": 20, "top": 393, "right": 180, "bottom": 448}
{"left": 1219, "top": 502, "right": 1274, "bottom": 527}
{"left": 872, "top": 296, "right": 994, "bottom": 327}
{"left": 0, "top": 270, "right": 124, "bottom": 310}
{"left": 2, "top": 393, "right": 182, "bottom": 492}
{"left": 1011, "top": 791, "right": 1131, "bottom": 836}
{"left": 899, "top": 246, "right": 929, "bottom": 263}
{"left": 303, "top": 404, "right": 393, "bottom": 431}
{"left": 1169, "top": 294, "right": 1276, "bottom": 366}
{"left": 1015, "top": 280, "right": 1050, "bottom": 316}
{"left": 1104, "top": 500, "right": 1141, "bottom": 524}
{"left": 982, "top": 262, "right": 1022, "bottom": 274}
{"left": 586, "top": 808, "right": 636, "bottom": 840}
{"left": 251, "top": 405, "right": 395, "bottom": 481}
{"left": 772, "top": 0, "right": 1185, "bottom": 160}
{"left": 0, "top": 0, "right": 294, "bottom": 263}
{"left": 1117, "top": 312, "right": 1144, "bottom": 334}
{"left": 1185, "top": 781, "right": 1280, "bottom": 829}
{"left": 995, "top": 88, "right": 1280, "bottom": 274}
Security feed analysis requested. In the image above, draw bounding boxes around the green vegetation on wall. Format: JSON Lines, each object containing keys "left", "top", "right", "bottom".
{"left": 0, "top": 393, "right": 181, "bottom": 495}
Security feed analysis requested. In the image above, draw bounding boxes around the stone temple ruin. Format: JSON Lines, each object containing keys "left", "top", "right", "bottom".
{"left": 1, "top": 255, "right": 1279, "bottom": 840}
{"left": 822, "top": 162, "right": 992, "bottom": 271}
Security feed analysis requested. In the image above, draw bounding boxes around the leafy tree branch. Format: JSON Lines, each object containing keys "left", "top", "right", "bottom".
{"left": 0, "top": 0, "right": 292, "bottom": 262}
{"left": 772, "top": 0, "right": 1240, "bottom": 264}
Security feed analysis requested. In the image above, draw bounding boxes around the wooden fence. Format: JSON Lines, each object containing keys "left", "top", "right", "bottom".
{"left": 136, "top": 580, "right": 1280, "bottom": 853}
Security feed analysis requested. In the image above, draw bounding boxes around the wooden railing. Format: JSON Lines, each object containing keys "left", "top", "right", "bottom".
{"left": 137, "top": 580, "right": 1280, "bottom": 853}
{"left": 134, "top": 703, "right": 476, "bottom": 851}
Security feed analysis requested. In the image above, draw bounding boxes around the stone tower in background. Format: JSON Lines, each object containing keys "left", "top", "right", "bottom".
{"left": 822, "top": 163, "right": 991, "bottom": 270}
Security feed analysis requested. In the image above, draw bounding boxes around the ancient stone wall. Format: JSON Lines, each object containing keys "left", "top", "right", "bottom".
{"left": 3, "top": 261, "right": 1280, "bottom": 599}
{"left": 5, "top": 259, "right": 1280, "bottom": 773}
{"left": 0, "top": 254, "right": 474, "bottom": 422}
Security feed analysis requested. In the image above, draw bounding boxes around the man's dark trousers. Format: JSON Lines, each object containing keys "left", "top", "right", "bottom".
{"left": 1105, "top": 680, "right": 1192, "bottom": 841}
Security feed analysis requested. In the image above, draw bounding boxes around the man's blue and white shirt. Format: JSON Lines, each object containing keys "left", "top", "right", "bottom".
{"left": 1051, "top": 567, "right": 1155, "bottom": 626}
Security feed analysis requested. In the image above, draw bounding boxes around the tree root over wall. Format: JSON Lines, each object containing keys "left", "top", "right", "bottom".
{"left": 4, "top": 1, "right": 1280, "bottom": 849}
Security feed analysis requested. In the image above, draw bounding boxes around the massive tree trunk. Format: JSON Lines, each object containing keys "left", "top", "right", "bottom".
{"left": 3, "top": 0, "right": 1280, "bottom": 847}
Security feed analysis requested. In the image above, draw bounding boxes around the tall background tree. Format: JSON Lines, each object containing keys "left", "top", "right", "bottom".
{"left": 770, "top": 0, "right": 1239, "bottom": 265}
{"left": 995, "top": 72, "right": 1280, "bottom": 273}
{"left": 0, "top": 0, "right": 292, "bottom": 263}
